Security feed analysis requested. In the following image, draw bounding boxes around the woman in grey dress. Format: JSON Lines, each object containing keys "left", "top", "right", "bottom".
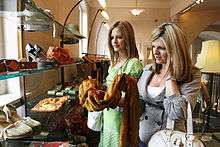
{"left": 138, "top": 22, "right": 201, "bottom": 146}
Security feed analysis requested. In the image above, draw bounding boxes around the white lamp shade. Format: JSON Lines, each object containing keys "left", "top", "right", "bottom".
{"left": 196, "top": 40, "right": 220, "bottom": 73}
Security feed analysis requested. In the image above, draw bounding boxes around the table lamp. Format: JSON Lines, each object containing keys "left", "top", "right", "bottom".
{"left": 196, "top": 40, "right": 220, "bottom": 132}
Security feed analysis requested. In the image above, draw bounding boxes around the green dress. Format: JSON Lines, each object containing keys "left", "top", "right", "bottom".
{"left": 99, "top": 58, "right": 143, "bottom": 147}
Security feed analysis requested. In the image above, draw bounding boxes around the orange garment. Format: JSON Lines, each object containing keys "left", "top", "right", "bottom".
{"left": 79, "top": 74, "right": 140, "bottom": 147}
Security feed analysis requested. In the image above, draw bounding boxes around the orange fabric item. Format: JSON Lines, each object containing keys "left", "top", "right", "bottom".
{"left": 47, "top": 46, "right": 74, "bottom": 65}
{"left": 79, "top": 74, "right": 140, "bottom": 147}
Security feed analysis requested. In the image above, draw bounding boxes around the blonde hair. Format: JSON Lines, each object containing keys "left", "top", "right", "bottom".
{"left": 151, "top": 22, "right": 192, "bottom": 82}
{"left": 108, "top": 21, "right": 139, "bottom": 66}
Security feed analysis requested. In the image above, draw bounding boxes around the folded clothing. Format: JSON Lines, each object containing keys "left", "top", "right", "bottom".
{"left": 2, "top": 59, "right": 20, "bottom": 72}
{"left": 18, "top": 62, "right": 38, "bottom": 69}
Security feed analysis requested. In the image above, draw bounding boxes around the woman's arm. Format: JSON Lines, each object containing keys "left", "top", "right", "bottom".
{"left": 163, "top": 68, "right": 201, "bottom": 120}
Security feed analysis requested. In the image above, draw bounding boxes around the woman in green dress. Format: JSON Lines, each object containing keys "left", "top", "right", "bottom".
{"left": 99, "top": 20, "right": 143, "bottom": 147}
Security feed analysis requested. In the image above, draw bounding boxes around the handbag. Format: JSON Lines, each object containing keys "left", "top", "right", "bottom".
{"left": 87, "top": 111, "right": 103, "bottom": 131}
{"left": 148, "top": 99, "right": 205, "bottom": 147}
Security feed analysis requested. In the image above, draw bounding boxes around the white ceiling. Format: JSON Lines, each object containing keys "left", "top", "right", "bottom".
{"left": 87, "top": 0, "right": 220, "bottom": 40}
{"left": 88, "top": 0, "right": 220, "bottom": 9}
{"left": 88, "top": 0, "right": 171, "bottom": 8}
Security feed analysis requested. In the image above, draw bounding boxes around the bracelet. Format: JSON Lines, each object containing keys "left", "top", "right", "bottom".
{"left": 166, "top": 76, "right": 176, "bottom": 81}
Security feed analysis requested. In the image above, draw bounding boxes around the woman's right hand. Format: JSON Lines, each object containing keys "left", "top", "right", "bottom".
{"left": 88, "top": 76, "right": 92, "bottom": 80}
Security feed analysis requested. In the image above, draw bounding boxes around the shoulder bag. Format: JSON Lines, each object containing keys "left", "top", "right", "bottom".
{"left": 148, "top": 99, "right": 205, "bottom": 147}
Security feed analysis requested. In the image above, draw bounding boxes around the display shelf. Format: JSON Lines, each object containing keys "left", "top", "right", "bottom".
{"left": 0, "top": 62, "right": 82, "bottom": 81}
{"left": 0, "top": 66, "right": 55, "bottom": 80}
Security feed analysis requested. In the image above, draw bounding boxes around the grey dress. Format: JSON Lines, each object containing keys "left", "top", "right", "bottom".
{"left": 138, "top": 64, "right": 201, "bottom": 144}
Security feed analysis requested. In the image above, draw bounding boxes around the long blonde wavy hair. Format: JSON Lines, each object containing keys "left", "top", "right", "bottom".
{"left": 151, "top": 22, "right": 193, "bottom": 82}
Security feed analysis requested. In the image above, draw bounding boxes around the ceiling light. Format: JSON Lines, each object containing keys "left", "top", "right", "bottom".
{"left": 130, "top": 9, "right": 144, "bottom": 16}
{"left": 130, "top": 0, "right": 144, "bottom": 16}
{"left": 196, "top": 0, "right": 204, "bottom": 4}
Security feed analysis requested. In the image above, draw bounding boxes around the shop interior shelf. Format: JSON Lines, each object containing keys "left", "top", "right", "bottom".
{"left": 0, "top": 63, "right": 81, "bottom": 81}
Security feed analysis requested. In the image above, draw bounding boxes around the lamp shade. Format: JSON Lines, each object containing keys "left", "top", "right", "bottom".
{"left": 196, "top": 40, "right": 220, "bottom": 73}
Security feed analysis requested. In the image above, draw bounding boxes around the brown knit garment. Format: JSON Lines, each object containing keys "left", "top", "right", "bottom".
{"left": 79, "top": 74, "right": 140, "bottom": 147}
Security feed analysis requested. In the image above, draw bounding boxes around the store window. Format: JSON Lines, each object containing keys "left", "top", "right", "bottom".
{"left": 79, "top": 1, "right": 88, "bottom": 57}
{"left": 0, "top": 0, "right": 22, "bottom": 106}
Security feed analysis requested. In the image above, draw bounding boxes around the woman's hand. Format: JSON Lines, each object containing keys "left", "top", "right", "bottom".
{"left": 118, "top": 91, "right": 126, "bottom": 107}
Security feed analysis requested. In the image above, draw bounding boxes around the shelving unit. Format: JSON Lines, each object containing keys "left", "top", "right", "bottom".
{"left": 0, "top": 1, "right": 89, "bottom": 145}
{"left": 17, "top": 0, "right": 83, "bottom": 85}
{"left": 0, "top": 62, "right": 81, "bottom": 115}
{"left": 18, "top": 0, "right": 79, "bottom": 42}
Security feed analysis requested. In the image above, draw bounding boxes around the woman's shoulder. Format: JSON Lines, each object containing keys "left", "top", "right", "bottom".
{"left": 143, "top": 64, "right": 153, "bottom": 71}
{"left": 126, "top": 58, "right": 143, "bottom": 68}
{"left": 128, "top": 57, "right": 141, "bottom": 64}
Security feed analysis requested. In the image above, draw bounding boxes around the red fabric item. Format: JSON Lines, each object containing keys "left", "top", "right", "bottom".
{"left": 47, "top": 47, "right": 74, "bottom": 65}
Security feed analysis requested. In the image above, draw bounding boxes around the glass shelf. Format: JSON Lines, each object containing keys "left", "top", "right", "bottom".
{"left": 0, "top": 66, "right": 55, "bottom": 80}
{"left": 0, "top": 63, "right": 81, "bottom": 81}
